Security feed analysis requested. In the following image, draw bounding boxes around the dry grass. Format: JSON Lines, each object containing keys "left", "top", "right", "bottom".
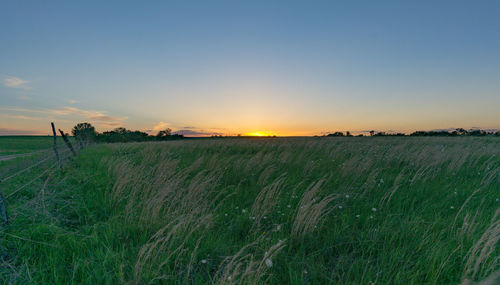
{"left": 1, "top": 136, "right": 499, "bottom": 284}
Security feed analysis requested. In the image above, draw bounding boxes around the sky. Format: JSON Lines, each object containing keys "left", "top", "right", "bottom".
{"left": 1, "top": 0, "right": 499, "bottom": 136}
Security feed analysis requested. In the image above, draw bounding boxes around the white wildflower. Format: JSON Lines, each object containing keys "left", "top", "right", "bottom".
{"left": 338, "top": 205, "right": 342, "bottom": 209}
{"left": 201, "top": 259, "right": 208, "bottom": 264}
{"left": 276, "top": 225, "right": 281, "bottom": 231}
{"left": 370, "top": 215, "right": 374, "bottom": 219}
{"left": 287, "top": 204, "right": 291, "bottom": 208}
{"left": 345, "top": 194, "right": 350, "bottom": 198}
{"left": 242, "top": 209, "right": 247, "bottom": 213}
{"left": 450, "top": 206, "right": 454, "bottom": 209}
{"left": 371, "top": 208, "right": 377, "bottom": 212}
{"left": 356, "top": 215, "right": 360, "bottom": 218}
{"left": 265, "top": 258, "right": 273, "bottom": 268}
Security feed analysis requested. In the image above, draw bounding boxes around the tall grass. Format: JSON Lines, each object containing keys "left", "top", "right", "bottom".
{"left": 1, "top": 137, "right": 499, "bottom": 284}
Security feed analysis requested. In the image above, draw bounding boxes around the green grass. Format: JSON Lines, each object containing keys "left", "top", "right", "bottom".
{"left": 0, "top": 137, "right": 499, "bottom": 284}
{"left": 0, "top": 136, "right": 55, "bottom": 155}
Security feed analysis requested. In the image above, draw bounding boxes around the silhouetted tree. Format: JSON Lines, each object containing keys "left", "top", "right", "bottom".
{"left": 156, "top": 128, "right": 172, "bottom": 140}
{"left": 456, "top": 128, "right": 468, "bottom": 136}
{"left": 72, "top": 122, "right": 97, "bottom": 148}
{"left": 328, "top": 132, "right": 345, "bottom": 137}
{"left": 469, "top": 129, "right": 486, "bottom": 136}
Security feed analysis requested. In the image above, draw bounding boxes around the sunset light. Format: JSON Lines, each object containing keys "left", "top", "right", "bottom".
{"left": 246, "top": 132, "right": 273, "bottom": 137}
{"left": 1, "top": 1, "right": 499, "bottom": 284}
{"left": 1, "top": 2, "right": 499, "bottom": 136}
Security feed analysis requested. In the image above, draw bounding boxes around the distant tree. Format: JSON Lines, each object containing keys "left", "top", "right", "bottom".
{"left": 328, "top": 132, "right": 345, "bottom": 137}
{"left": 456, "top": 128, "right": 468, "bottom": 136}
{"left": 346, "top": 131, "right": 352, "bottom": 137}
{"left": 72, "top": 122, "right": 97, "bottom": 148}
{"left": 410, "top": 131, "right": 428, "bottom": 136}
{"left": 369, "top": 130, "right": 375, "bottom": 136}
{"left": 469, "top": 129, "right": 486, "bottom": 136}
{"left": 97, "top": 127, "right": 152, "bottom": 143}
{"left": 156, "top": 128, "right": 172, "bottom": 140}
{"left": 113, "top": 127, "right": 128, "bottom": 135}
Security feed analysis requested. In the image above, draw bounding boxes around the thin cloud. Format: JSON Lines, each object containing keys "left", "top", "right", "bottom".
{"left": 0, "top": 127, "right": 44, "bottom": 135}
{"left": 1, "top": 114, "right": 41, "bottom": 120}
{"left": 173, "top": 129, "right": 224, "bottom": 137}
{"left": 152, "top": 121, "right": 170, "bottom": 132}
{"left": 0, "top": 106, "right": 125, "bottom": 128}
{"left": 3, "top": 76, "right": 30, "bottom": 89}
{"left": 49, "top": 106, "right": 126, "bottom": 127}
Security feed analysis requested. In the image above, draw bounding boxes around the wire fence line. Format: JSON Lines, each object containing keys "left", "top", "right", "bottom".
{"left": 0, "top": 146, "right": 75, "bottom": 226}
{"left": 4, "top": 163, "right": 59, "bottom": 199}
{"left": 0, "top": 148, "right": 72, "bottom": 183}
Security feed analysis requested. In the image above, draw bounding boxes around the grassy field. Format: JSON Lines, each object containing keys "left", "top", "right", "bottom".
{"left": 0, "top": 137, "right": 499, "bottom": 284}
{"left": 0, "top": 136, "right": 55, "bottom": 155}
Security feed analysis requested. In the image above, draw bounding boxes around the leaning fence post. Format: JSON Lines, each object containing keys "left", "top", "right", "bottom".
{"left": 0, "top": 181, "right": 9, "bottom": 225}
{"left": 51, "top": 122, "right": 62, "bottom": 168}
{"left": 58, "top": 129, "right": 77, "bottom": 157}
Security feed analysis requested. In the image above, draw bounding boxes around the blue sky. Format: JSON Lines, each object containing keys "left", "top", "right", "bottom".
{"left": 1, "top": 0, "right": 499, "bottom": 135}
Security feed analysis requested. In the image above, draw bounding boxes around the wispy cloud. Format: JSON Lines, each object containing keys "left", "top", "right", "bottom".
{"left": 0, "top": 127, "right": 44, "bottom": 135}
{"left": 3, "top": 76, "right": 30, "bottom": 89}
{"left": 152, "top": 121, "right": 170, "bottom": 132}
{"left": 0, "top": 106, "right": 126, "bottom": 128}
{"left": 173, "top": 129, "right": 224, "bottom": 137}
{"left": 1, "top": 114, "right": 41, "bottom": 120}
{"left": 49, "top": 106, "right": 126, "bottom": 127}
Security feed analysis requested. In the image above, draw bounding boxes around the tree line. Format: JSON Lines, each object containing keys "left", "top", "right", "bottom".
{"left": 325, "top": 128, "right": 500, "bottom": 137}
{"left": 70, "top": 122, "right": 499, "bottom": 145}
{"left": 71, "top": 122, "right": 184, "bottom": 145}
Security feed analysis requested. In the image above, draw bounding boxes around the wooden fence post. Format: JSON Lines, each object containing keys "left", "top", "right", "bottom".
{"left": 51, "top": 122, "right": 62, "bottom": 168}
{"left": 0, "top": 181, "right": 9, "bottom": 225}
{"left": 58, "top": 129, "right": 77, "bottom": 157}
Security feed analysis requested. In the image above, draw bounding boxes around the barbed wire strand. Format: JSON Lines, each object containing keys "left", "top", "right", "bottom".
{"left": 1, "top": 148, "right": 71, "bottom": 182}
{"left": 5, "top": 163, "right": 58, "bottom": 199}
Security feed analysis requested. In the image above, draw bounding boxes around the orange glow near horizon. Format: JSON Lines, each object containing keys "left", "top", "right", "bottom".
{"left": 245, "top": 132, "right": 275, "bottom": 137}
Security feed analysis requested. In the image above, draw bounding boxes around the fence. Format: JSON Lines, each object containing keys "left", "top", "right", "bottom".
{"left": 0, "top": 122, "right": 81, "bottom": 226}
